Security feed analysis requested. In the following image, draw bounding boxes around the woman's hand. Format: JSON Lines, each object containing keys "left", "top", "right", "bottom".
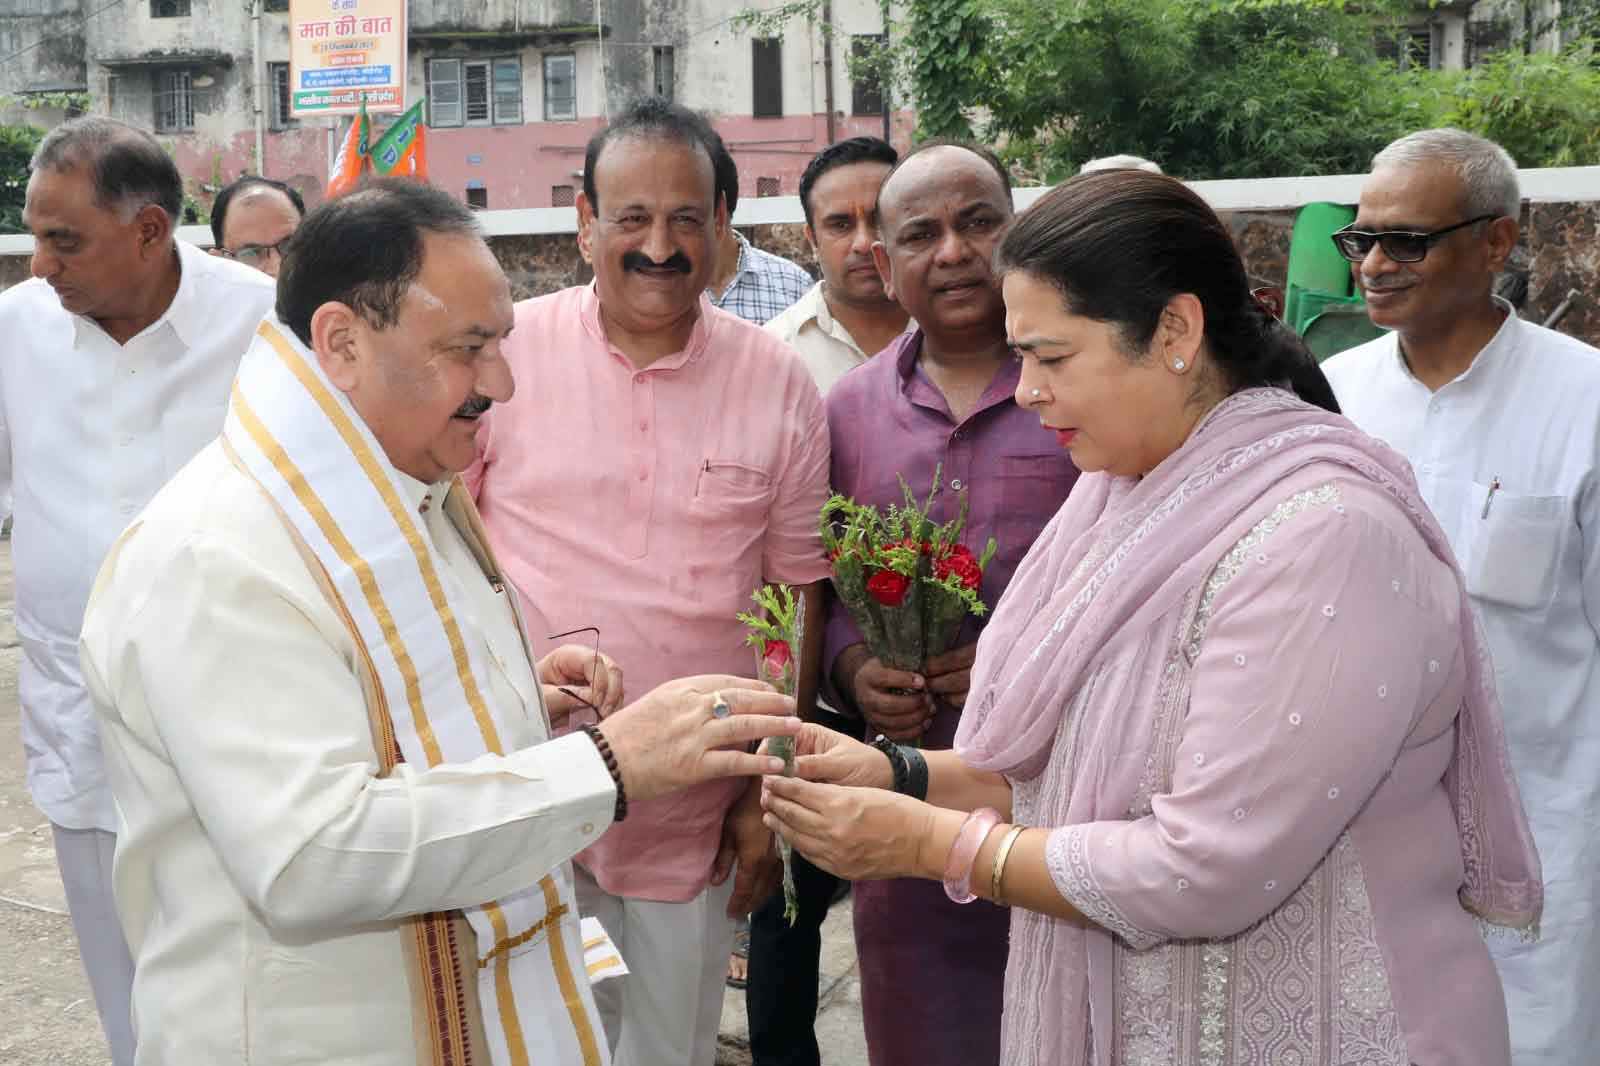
{"left": 767, "top": 723, "right": 894, "bottom": 791}
{"left": 760, "top": 776, "right": 934, "bottom": 881}
{"left": 539, "top": 643, "right": 625, "bottom": 724}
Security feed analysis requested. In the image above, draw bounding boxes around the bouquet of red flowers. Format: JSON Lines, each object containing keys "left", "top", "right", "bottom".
{"left": 737, "top": 584, "right": 803, "bottom": 924}
{"left": 821, "top": 468, "right": 997, "bottom": 734}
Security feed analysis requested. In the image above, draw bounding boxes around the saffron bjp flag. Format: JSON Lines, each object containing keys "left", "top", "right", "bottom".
{"left": 371, "top": 98, "right": 427, "bottom": 180}
{"left": 326, "top": 96, "right": 371, "bottom": 198}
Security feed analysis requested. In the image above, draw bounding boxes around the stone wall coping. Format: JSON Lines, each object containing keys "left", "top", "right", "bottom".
{"left": 2, "top": 166, "right": 1595, "bottom": 256}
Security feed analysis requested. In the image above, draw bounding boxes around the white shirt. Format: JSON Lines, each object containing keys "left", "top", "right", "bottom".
{"left": 0, "top": 240, "right": 276, "bottom": 830}
{"left": 79, "top": 446, "right": 617, "bottom": 1065}
{"left": 1323, "top": 300, "right": 1600, "bottom": 1065}
{"left": 765, "top": 281, "right": 880, "bottom": 394}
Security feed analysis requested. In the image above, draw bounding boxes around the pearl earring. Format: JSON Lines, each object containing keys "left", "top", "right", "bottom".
{"left": 1173, "top": 359, "right": 1186, "bottom": 371}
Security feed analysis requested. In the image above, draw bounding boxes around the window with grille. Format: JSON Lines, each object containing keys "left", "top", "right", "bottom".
{"left": 466, "top": 187, "right": 488, "bottom": 209}
{"left": 756, "top": 176, "right": 780, "bottom": 197}
{"left": 154, "top": 69, "right": 195, "bottom": 132}
{"left": 851, "top": 35, "right": 884, "bottom": 115}
{"left": 544, "top": 53, "right": 577, "bottom": 121}
{"left": 551, "top": 184, "right": 575, "bottom": 207}
{"left": 269, "top": 62, "right": 296, "bottom": 128}
{"left": 151, "top": 0, "right": 190, "bottom": 16}
{"left": 428, "top": 58, "right": 521, "bottom": 128}
{"left": 653, "top": 46, "right": 675, "bottom": 101}
{"left": 752, "top": 38, "right": 782, "bottom": 117}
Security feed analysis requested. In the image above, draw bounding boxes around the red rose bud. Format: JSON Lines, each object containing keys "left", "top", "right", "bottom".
{"left": 762, "top": 639, "right": 794, "bottom": 674}
{"left": 866, "top": 569, "right": 911, "bottom": 607}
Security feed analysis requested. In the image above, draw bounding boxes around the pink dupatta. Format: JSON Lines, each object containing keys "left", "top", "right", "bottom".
{"left": 955, "top": 388, "right": 1541, "bottom": 1063}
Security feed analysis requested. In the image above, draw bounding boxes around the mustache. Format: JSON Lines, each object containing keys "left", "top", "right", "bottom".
{"left": 454, "top": 394, "right": 492, "bottom": 418}
{"left": 1361, "top": 273, "right": 1420, "bottom": 291}
{"left": 622, "top": 250, "right": 694, "bottom": 275}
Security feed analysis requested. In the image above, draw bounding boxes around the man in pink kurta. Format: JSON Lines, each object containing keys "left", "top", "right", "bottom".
{"left": 465, "top": 98, "right": 831, "bottom": 1066}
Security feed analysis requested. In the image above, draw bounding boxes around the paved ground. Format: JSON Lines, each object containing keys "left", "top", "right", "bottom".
{"left": 0, "top": 536, "right": 869, "bottom": 1065}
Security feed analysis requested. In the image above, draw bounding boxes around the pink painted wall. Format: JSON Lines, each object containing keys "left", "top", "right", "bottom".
{"left": 166, "top": 109, "right": 915, "bottom": 215}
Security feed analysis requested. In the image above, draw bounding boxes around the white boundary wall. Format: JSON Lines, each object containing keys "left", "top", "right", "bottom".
{"left": 3, "top": 167, "right": 1597, "bottom": 256}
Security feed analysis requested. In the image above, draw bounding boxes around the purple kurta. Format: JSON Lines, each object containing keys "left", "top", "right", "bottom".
{"left": 823, "top": 330, "right": 1078, "bottom": 1066}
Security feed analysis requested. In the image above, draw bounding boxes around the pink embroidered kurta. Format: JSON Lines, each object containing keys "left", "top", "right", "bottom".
{"left": 957, "top": 390, "right": 1540, "bottom": 1066}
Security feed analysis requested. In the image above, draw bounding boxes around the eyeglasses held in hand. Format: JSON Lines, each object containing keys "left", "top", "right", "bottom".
{"left": 1330, "top": 214, "right": 1498, "bottom": 264}
{"left": 222, "top": 237, "right": 293, "bottom": 267}
{"left": 546, "top": 625, "right": 603, "bottom": 717}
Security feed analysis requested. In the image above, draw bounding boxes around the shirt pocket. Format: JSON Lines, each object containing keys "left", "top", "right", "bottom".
{"left": 1458, "top": 482, "right": 1567, "bottom": 611}
{"left": 160, "top": 404, "right": 228, "bottom": 474}
{"left": 691, "top": 459, "right": 773, "bottom": 587}
{"left": 995, "top": 453, "right": 1074, "bottom": 552}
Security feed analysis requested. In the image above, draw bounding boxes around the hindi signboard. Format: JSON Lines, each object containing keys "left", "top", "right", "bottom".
{"left": 288, "top": 0, "right": 407, "bottom": 117}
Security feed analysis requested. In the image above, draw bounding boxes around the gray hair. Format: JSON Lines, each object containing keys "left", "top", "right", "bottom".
{"left": 1079, "top": 154, "right": 1164, "bottom": 175}
{"left": 30, "top": 116, "right": 184, "bottom": 224}
{"left": 1371, "top": 128, "right": 1521, "bottom": 220}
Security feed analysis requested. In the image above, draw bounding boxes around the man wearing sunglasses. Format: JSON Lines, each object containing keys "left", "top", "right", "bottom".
{"left": 1324, "top": 128, "right": 1600, "bottom": 1066}
{"left": 209, "top": 175, "right": 304, "bottom": 278}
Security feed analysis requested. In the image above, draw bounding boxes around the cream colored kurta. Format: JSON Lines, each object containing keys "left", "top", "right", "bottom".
{"left": 78, "top": 442, "right": 617, "bottom": 1066}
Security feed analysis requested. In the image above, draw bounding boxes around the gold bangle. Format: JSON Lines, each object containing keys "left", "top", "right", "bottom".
{"left": 989, "top": 825, "right": 1026, "bottom": 906}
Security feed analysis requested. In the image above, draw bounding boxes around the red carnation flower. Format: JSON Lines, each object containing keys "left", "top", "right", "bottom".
{"left": 866, "top": 569, "right": 912, "bottom": 607}
{"left": 935, "top": 545, "right": 983, "bottom": 590}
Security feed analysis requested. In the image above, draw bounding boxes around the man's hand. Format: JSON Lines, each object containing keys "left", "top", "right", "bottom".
{"left": 923, "top": 642, "right": 977, "bottom": 710}
{"left": 710, "top": 779, "right": 781, "bottom": 918}
{"left": 538, "top": 643, "right": 625, "bottom": 725}
{"left": 835, "top": 643, "right": 930, "bottom": 742}
{"left": 596, "top": 677, "right": 801, "bottom": 804}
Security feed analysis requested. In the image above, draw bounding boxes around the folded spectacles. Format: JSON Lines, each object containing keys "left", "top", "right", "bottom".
{"left": 546, "top": 625, "right": 603, "bottom": 717}
{"left": 1330, "top": 214, "right": 1498, "bottom": 264}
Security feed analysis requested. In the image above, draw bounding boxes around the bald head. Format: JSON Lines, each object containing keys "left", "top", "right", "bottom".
{"left": 877, "top": 142, "right": 1012, "bottom": 239}
{"left": 30, "top": 116, "right": 183, "bottom": 224}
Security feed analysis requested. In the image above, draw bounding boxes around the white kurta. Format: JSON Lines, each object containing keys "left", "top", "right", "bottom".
{"left": 1323, "top": 302, "right": 1600, "bottom": 1065}
{"left": 79, "top": 443, "right": 618, "bottom": 1065}
{"left": 0, "top": 240, "right": 275, "bottom": 831}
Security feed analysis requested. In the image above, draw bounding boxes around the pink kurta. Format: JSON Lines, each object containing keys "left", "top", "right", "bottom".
{"left": 957, "top": 389, "right": 1540, "bottom": 1066}
{"left": 466, "top": 283, "right": 832, "bottom": 902}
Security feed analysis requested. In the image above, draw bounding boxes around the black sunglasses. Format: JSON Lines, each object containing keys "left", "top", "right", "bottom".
{"left": 1330, "top": 214, "right": 1498, "bottom": 264}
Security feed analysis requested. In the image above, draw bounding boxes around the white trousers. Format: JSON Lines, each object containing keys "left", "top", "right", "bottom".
{"left": 51, "top": 824, "right": 136, "bottom": 1066}
{"left": 574, "top": 864, "right": 736, "bottom": 1066}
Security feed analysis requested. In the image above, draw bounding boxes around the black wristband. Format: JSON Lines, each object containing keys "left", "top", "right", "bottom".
{"left": 870, "top": 733, "right": 909, "bottom": 794}
{"left": 900, "top": 743, "right": 930, "bottom": 802}
{"left": 580, "top": 724, "right": 628, "bottom": 822}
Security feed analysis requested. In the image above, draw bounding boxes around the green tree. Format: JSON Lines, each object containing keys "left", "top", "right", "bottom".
{"left": 0, "top": 123, "right": 44, "bottom": 234}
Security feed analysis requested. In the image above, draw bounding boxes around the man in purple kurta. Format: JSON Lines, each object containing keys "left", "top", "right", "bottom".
{"left": 822, "top": 142, "right": 1078, "bottom": 1066}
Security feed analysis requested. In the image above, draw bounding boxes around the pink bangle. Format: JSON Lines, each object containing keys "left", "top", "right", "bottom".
{"left": 943, "top": 807, "right": 1002, "bottom": 904}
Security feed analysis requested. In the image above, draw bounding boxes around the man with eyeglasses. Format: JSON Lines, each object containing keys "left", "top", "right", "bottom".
{"left": 1323, "top": 127, "right": 1600, "bottom": 1066}
{"left": 209, "top": 175, "right": 305, "bottom": 278}
{"left": 0, "top": 116, "right": 275, "bottom": 1066}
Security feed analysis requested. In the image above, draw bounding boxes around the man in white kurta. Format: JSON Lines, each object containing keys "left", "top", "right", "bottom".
{"left": 1323, "top": 128, "right": 1600, "bottom": 1064}
{"left": 2, "top": 116, "right": 275, "bottom": 1066}
{"left": 78, "top": 178, "right": 800, "bottom": 1066}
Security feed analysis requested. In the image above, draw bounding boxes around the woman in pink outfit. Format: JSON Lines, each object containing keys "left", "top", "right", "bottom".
{"left": 762, "top": 171, "right": 1541, "bottom": 1066}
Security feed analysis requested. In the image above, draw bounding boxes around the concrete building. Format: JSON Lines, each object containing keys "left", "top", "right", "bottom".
{"left": 1385, "top": 0, "right": 1585, "bottom": 71}
{"left": 0, "top": 0, "right": 914, "bottom": 213}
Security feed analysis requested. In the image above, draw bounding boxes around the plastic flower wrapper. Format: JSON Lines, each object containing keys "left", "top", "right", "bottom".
{"left": 821, "top": 467, "right": 998, "bottom": 741}
{"left": 737, "top": 583, "right": 804, "bottom": 924}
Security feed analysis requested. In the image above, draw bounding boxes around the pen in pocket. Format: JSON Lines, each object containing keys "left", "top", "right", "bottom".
{"left": 1481, "top": 476, "right": 1501, "bottom": 519}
